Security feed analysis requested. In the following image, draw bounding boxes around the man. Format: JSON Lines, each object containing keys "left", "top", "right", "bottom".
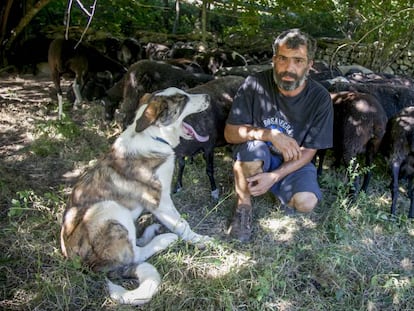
{"left": 224, "top": 29, "right": 333, "bottom": 242}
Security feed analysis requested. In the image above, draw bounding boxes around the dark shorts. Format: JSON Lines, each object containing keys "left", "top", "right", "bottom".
{"left": 232, "top": 140, "right": 322, "bottom": 205}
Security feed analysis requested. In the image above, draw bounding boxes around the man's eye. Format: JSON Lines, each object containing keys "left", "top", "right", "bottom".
{"left": 276, "top": 56, "right": 306, "bottom": 65}
{"left": 277, "top": 56, "right": 287, "bottom": 63}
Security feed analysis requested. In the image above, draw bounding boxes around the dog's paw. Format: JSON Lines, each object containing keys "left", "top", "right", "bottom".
{"left": 211, "top": 189, "right": 219, "bottom": 201}
{"left": 136, "top": 224, "right": 163, "bottom": 246}
{"left": 146, "top": 223, "right": 163, "bottom": 234}
{"left": 188, "top": 234, "right": 213, "bottom": 249}
{"left": 136, "top": 233, "right": 178, "bottom": 261}
{"left": 73, "top": 99, "right": 82, "bottom": 109}
{"left": 156, "top": 233, "right": 179, "bottom": 249}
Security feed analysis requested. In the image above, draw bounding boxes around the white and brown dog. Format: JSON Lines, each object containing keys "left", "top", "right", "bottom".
{"left": 60, "top": 87, "right": 211, "bottom": 305}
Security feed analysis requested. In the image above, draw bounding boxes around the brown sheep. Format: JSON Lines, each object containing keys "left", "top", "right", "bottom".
{"left": 48, "top": 38, "right": 126, "bottom": 118}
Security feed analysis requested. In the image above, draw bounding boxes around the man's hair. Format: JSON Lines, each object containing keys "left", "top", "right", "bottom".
{"left": 272, "top": 28, "right": 317, "bottom": 61}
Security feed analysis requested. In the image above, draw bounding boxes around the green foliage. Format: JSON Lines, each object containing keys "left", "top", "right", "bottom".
{"left": 223, "top": 1, "right": 261, "bottom": 37}
{"left": 24, "top": 0, "right": 414, "bottom": 72}
{"left": 8, "top": 190, "right": 36, "bottom": 218}
{"left": 328, "top": 0, "right": 414, "bottom": 70}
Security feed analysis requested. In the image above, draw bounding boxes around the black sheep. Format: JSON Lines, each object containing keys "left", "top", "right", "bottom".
{"left": 382, "top": 106, "right": 414, "bottom": 218}
{"left": 174, "top": 75, "right": 245, "bottom": 200}
{"left": 115, "top": 60, "right": 214, "bottom": 128}
{"left": 328, "top": 82, "right": 414, "bottom": 119}
{"left": 319, "top": 91, "right": 387, "bottom": 196}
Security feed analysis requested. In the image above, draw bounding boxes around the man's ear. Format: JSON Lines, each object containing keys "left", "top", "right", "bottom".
{"left": 307, "top": 59, "right": 314, "bottom": 74}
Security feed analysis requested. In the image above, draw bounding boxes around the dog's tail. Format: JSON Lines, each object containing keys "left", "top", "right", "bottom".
{"left": 107, "top": 262, "right": 161, "bottom": 305}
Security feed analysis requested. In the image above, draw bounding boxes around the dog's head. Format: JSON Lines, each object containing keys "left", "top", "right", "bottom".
{"left": 134, "top": 87, "right": 210, "bottom": 147}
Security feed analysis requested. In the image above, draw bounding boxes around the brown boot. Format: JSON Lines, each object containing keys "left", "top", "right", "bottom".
{"left": 279, "top": 204, "right": 297, "bottom": 216}
{"left": 227, "top": 204, "right": 252, "bottom": 242}
{"left": 228, "top": 161, "right": 262, "bottom": 242}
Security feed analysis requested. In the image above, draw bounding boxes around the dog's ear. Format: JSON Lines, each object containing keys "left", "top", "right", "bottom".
{"left": 135, "top": 98, "right": 168, "bottom": 132}
{"left": 139, "top": 93, "right": 152, "bottom": 105}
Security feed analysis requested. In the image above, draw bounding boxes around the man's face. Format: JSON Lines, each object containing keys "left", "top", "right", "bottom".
{"left": 272, "top": 44, "right": 312, "bottom": 92}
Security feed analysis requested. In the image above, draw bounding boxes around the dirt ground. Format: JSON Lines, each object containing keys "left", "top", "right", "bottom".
{"left": 0, "top": 73, "right": 56, "bottom": 207}
{"left": 0, "top": 72, "right": 113, "bottom": 216}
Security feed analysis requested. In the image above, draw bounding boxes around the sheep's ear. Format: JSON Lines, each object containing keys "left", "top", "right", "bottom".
{"left": 135, "top": 98, "right": 167, "bottom": 132}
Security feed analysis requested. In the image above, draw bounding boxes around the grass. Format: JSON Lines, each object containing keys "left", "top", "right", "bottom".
{"left": 1, "top": 102, "right": 414, "bottom": 310}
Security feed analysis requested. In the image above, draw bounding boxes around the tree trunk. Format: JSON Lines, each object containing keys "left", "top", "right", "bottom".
{"left": 0, "top": 0, "right": 15, "bottom": 42}
{"left": 162, "top": 0, "right": 169, "bottom": 31}
{"left": 173, "top": 0, "right": 180, "bottom": 34}
{"left": 201, "top": 0, "right": 207, "bottom": 43}
{"left": 0, "top": 0, "right": 16, "bottom": 67}
{"left": 4, "top": 0, "right": 51, "bottom": 52}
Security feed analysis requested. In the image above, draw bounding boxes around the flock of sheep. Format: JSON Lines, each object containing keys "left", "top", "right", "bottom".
{"left": 47, "top": 36, "right": 414, "bottom": 219}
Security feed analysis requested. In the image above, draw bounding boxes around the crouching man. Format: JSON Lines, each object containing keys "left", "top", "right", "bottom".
{"left": 224, "top": 29, "right": 333, "bottom": 243}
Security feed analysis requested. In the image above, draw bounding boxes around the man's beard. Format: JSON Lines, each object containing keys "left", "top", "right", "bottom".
{"left": 273, "top": 70, "right": 308, "bottom": 91}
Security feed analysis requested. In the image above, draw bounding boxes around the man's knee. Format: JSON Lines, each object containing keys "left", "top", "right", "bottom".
{"left": 234, "top": 160, "right": 263, "bottom": 178}
{"left": 289, "top": 192, "right": 318, "bottom": 213}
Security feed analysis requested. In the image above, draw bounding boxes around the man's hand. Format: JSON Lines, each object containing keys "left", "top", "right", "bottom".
{"left": 270, "top": 129, "right": 301, "bottom": 161}
{"left": 246, "top": 172, "right": 277, "bottom": 197}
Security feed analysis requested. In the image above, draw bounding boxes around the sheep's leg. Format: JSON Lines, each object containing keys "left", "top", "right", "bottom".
{"left": 72, "top": 78, "right": 83, "bottom": 108}
{"left": 203, "top": 149, "right": 219, "bottom": 200}
{"left": 315, "top": 149, "right": 326, "bottom": 177}
{"left": 390, "top": 162, "right": 401, "bottom": 216}
{"left": 51, "top": 69, "right": 62, "bottom": 96}
{"left": 72, "top": 70, "right": 86, "bottom": 109}
{"left": 361, "top": 141, "right": 375, "bottom": 193}
{"left": 351, "top": 175, "right": 361, "bottom": 198}
{"left": 333, "top": 146, "right": 342, "bottom": 169}
{"left": 408, "top": 177, "right": 414, "bottom": 218}
{"left": 57, "top": 93, "right": 63, "bottom": 119}
{"left": 174, "top": 156, "right": 186, "bottom": 193}
{"left": 102, "top": 77, "right": 124, "bottom": 121}
{"left": 101, "top": 96, "right": 118, "bottom": 121}
{"left": 361, "top": 171, "right": 372, "bottom": 193}
{"left": 346, "top": 158, "right": 360, "bottom": 199}
{"left": 51, "top": 70, "right": 64, "bottom": 119}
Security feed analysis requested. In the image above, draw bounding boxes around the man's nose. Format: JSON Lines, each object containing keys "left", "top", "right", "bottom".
{"left": 285, "top": 58, "right": 297, "bottom": 70}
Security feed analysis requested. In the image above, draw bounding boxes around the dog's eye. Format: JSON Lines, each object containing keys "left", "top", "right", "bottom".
{"left": 156, "top": 95, "right": 187, "bottom": 125}
{"left": 172, "top": 93, "right": 187, "bottom": 102}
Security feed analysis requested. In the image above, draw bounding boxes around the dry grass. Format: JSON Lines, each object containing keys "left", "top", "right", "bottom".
{"left": 1, "top": 73, "right": 414, "bottom": 310}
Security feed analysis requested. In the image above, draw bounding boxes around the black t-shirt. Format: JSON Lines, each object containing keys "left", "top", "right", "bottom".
{"left": 226, "top": 69, "right": 333, "bottom": 150}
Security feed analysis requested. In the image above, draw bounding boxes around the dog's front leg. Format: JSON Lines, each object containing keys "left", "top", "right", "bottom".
{"left": 135, "top": 233, "right": 178, "bottom": 262}
{"left": 152, "top": 197, "right": 211, "bottom": 245}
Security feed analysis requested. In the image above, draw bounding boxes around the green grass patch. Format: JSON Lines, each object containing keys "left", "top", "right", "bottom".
{"left": 2, "top": 104, "right": 414, "bottom": 310}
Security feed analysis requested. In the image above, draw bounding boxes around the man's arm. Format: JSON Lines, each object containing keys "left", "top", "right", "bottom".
{"left": 224, "top": 123, "right": 302, "bottom": 161}
{"left": 267, "top": 147, "right": 316, "bottom": 180}
{"left": 247, "top": 147, "right": 317, "bottom": 197}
